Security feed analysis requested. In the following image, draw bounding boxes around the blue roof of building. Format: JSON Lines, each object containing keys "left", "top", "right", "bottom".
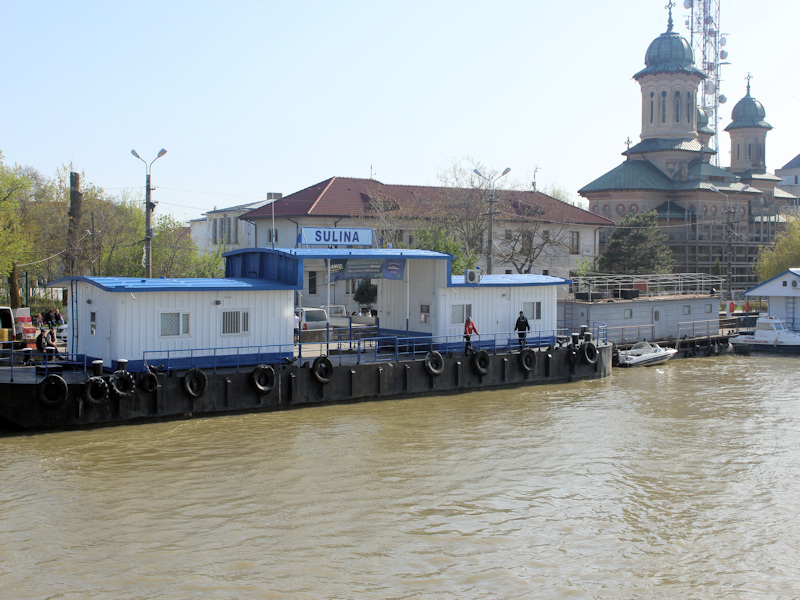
{"left": 48, "top": 276, "right": 296, "bottom": 292}
{"left": 450, "top": 273, "right": 570, "bottom": 287}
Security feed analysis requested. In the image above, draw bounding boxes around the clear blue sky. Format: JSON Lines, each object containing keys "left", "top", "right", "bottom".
{"left": 2, "top": 0, "right": 797, "bottom": 222}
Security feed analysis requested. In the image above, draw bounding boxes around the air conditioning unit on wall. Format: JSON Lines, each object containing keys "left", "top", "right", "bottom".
{"left": 465, "top": 269, "right": 481, "bottom": 284}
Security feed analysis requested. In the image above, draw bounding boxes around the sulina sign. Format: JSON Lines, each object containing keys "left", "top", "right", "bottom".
{"left": 299, "top": 227, "right": 373, "bottom": 247}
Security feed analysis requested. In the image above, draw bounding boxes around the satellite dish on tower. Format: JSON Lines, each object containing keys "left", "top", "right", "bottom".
{"left": 719, "top": 95, "right": 727, "bottom": 104}
{"left": 720, "top": 36, "right": 727, "bottom": 46}
{"left": 720, "top": 50, "right": 728, "bottom": 59}
{"left": 683, "top": 0, "right": 692, "bottom": 8}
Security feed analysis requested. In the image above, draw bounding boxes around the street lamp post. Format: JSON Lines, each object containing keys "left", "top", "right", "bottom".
{"left": 473, "top": 167, "right": 511, "bottom": 275}
{"left": 710, "top": 184, "right": 749, "bottom": 302}
{"left": 131, "top": 148, "right": 167, "bottom": 278}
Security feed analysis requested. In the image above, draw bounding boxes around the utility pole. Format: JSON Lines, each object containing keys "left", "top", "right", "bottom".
{"left": 131, "top": 149, "right": 167, "bottom": 278}
{"left": 473, "top": 167, "right": 511, "bottom": 275}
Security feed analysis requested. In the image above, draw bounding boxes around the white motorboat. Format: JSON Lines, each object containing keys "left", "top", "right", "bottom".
{"left": 730, "top": 316, "right": 800, "bottom": 355}
{"left": 616, "top": 341, "right": 677, "bottom": 367}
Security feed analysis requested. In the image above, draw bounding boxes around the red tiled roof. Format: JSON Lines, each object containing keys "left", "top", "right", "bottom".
{"left": 242, "top": 177, "right": 614, "bottom": 226}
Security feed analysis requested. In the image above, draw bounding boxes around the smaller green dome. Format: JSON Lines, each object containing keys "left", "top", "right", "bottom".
{"left": 725, "top": 81, "right": 772, "bottom": 131}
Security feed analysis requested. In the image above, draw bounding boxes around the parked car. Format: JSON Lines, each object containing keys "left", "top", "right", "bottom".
{"left": 295, "top": 307, "right": 329, "bottom": 331}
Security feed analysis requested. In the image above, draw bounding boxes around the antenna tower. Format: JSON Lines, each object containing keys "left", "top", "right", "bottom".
{"left": 684, "top": 0, "right": 728, "bottom": 166}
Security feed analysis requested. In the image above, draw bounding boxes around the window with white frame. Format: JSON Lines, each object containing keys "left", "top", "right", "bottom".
{"left": 90, "top": 311, "right": 97, "bottom": 336}
{"left": 222, "top": 309, "right": 250, "bottom": 335}
{"left": 683, "top": 305, "right": 691, "bottom": 315}
{"left": 522, "top": 301, "right": 542, "bottom": 320}
{"left": 450, "top": 304, "right": 472, "bottom": 325}
{"left": 624, "top": 309, "right": 633, "bottom": 319}
{"left": 211, "top": 219, "right": 218, "bottom": 245}
{"left": 161, "top": 312, "right": 190, "bottom": 337}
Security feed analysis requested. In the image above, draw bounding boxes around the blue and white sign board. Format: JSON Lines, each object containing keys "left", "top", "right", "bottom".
{"left": 298, "top": 227, "right": 374, "bottom": 247}
{"left": 329, "top": 258, "right": 406, "bottom": 281}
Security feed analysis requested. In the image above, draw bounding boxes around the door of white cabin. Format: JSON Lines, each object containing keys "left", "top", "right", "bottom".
{"left": 652, "top": 307, "right": 663, "bottom": 340}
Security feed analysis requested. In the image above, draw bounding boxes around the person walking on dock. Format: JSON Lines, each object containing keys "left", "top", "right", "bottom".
{"left": 514, "top": 310, "right": 530, "bottom": 349}
{"left": 464, "top": 317, "right": 479, "bottom": 355}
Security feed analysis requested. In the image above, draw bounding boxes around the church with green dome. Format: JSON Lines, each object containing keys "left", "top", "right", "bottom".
{"left": 579, "top": 6, "right": 796, "bottom": 293}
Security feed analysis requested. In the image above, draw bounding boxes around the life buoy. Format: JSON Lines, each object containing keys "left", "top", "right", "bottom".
{"left": 520, "top": 348, "right": 536, "bottom": 372}
{"left": 139, "top": 371, "right": 158, "bottom": 394}
{"left": 311, "top": 356, "right": 333, "bottom": 384}
{"left": 567, "top": 344, "right": 580, "bottom": 365}
{"left": 251, "top": 364, "right": 276, "bottom": 394}
{"left": 84, "top": 376, "right": 109, "bottom": 404}
{"left": 471, "top": 350, "right": 490, "bottom": 375}
{"left": 183, "top": 368, "right": 208, "bottom": 398}
{"left": 109, "top": 370, "right": 136, "bottom": 397}
{"left": 581, "top": 342, "right": 598, "bottom": 365}
{"left": 39, "top": 374, "right": 68, "bottom": 408}
{"left": 424, "top": 351, "right": 444, "bottom": 376}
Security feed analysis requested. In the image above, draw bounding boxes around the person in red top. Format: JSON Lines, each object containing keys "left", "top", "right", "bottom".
{"left": 464, "top": 317, "right": 479, "bottom": 355}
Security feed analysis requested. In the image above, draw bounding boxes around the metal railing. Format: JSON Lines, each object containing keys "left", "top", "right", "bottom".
{"left": 0, "top": 347, "right": 88, "bottom": 382}
{"left": 1, "top": 323, "right": 610, "bottom": 378}
{"left": 677, "top": 318, "right": 721, "bottom": 339}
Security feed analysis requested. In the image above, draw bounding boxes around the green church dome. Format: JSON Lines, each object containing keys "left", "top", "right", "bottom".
{"left": 634, "top": 11, "right": 704, "bottom": 80}
{"left": 725, "top": 82, "right": 772, "bottom": 131}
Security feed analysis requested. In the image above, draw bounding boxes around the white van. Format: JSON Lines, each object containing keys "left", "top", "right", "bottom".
{"left": 295, "top": 307, "right": 329, "bottom": 331}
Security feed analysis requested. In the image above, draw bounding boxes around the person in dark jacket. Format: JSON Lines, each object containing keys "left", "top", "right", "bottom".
{"left": 514, "top": 311, "right": 530, "bottom": 348}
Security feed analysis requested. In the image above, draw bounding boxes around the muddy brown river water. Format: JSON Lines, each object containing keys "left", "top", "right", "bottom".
{"left": 2, "top": 353, "right": 800, "bottom": 599}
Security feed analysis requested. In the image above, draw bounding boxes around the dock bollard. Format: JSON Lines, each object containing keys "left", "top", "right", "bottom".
{"left": 117, "top": 359, "right": 128, "bottom": 372}
{"left": 580, "top": 325, "right": 588, "bottom": 338}
{"left": 571, "top": 333, "right": 580, "bottom": 346}
{"left": 92, "top": 360, "right": 103, "bottom": 377}
{"left": 584, "top": 332, "right": 593, "bottom": 343}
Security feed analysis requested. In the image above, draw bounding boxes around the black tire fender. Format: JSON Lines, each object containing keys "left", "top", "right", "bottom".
{"left": 520, "top": 348, "right": 536, "bottom": 372}
{"left": 109, "top": 370, "right": 136, "bottom": 397}
{"left": 251, "top": 364, "right": 276, "bottom": 394}
{"left": 424, "top": 351, "right": 444, "bottom": 376}
{"left": 183, "top": 368, "right": 208, "bottom": 398}
{"left": 581, "top": 342, "right": 598, "bottom": 365}
{"left": 311, "top": 355, "right": 333, "bottom": 384}
{"left": 84, "top": 376, "right": 109, "bottom": 405}
{"left": 471, "top": 350, "right": 490, "bottom": 375}
{"left": 39, "top": 374, "right": 68, "bottom": 408}
{"left": 139, "top": 371, "right": 158, "bottom": 394}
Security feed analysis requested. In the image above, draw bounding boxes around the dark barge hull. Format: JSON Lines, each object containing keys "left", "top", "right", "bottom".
{"left": 0, "top": 344, "right": 611, "bottom": 432}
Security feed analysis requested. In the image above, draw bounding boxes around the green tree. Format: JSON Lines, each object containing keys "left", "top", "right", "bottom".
{"left": 755, "top": 217, "right": 800, "bottom": 281}
{"left": 598, "top": 210, "right": 674, "bottom": 274}
{"left": 0, "top": 155, "right": 35, "bottom": 307}
{"left": 415, "top": 227, "right": 479, "bottom": 275}
{"left": 353, "top": 279, "right": 377, "bottom": 307}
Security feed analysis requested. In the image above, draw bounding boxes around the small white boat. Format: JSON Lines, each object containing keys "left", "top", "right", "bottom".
{"left": 617, "top": 341, "right": 677, "bottom": 367}
{"left": 730, "top": 316, "right": 800, "bottom": 355}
